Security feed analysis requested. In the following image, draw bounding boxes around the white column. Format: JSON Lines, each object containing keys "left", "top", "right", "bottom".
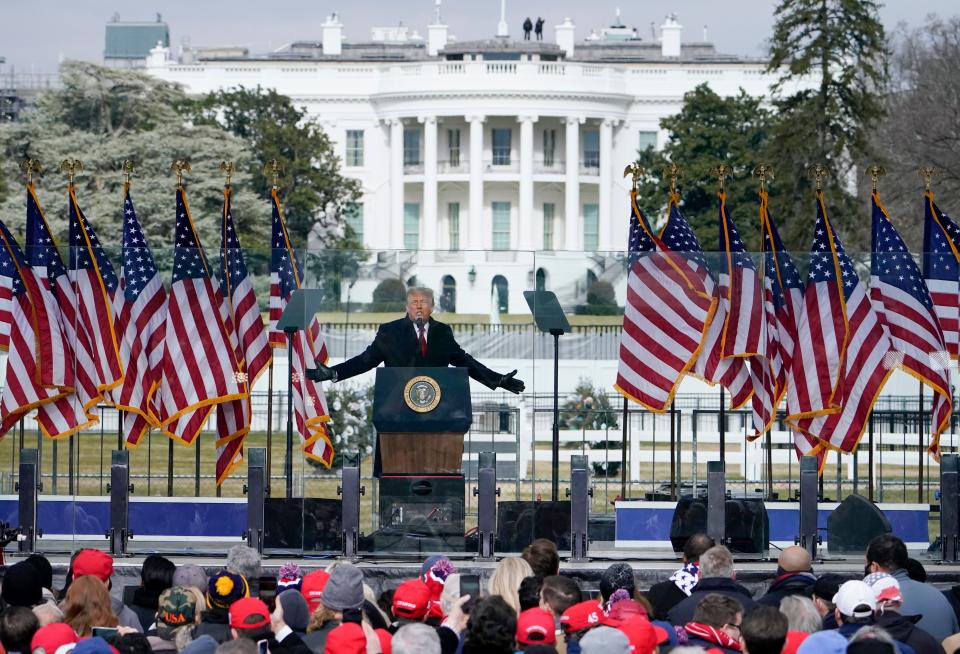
{"left": 422, "top": 115, "right": 438, "bottom": 251}
{"left": 598, "top": 118, "right": 614, "bottom": 251}
{"left": 518, "top": 115, "right": 536, "bottom": 251}
{"left": 564, "top": 116, "right": 582, "bottom": 251}
{"left": 389, "top": 119, "right": 404, "bottom": 248}
{"left": 467, "top": 115, "right": 485, "bottom": 250}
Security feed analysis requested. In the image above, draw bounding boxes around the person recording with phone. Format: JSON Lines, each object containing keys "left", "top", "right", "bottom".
{"left": 227, "top": 597, "right": 310, "bottom": 654}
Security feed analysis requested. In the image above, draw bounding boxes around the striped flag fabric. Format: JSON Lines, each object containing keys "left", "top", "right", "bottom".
{"left": 789, "top": 192, "right": 893, "bottom": 454}
{"left": 759, "top": 191, "right": 805, "bottom": 441}
{"left": 26, "top": 186, "right": 99, "bottom": 438}
{"left": 269, "top": 188, "right": 334, "bottom": 466}
{"left": 614, "top": 191, "right": 716, "bottom": 411}
{"left": 109, "top": 188, "right": 167, "bottom": 447}
{"left": 922, "top": 192, "right": 960, "bottom": 361}
{"left": 157, "top": 187, "right": 244, "bottom": 443}
{"left": 214, "top": 187, "right": 272, "bottom": 484}
{"left": 870, "top": 192, "right": 951, "bottom": 458}
{"left": 0, "top": 218, "right": 69, "bottom": 437}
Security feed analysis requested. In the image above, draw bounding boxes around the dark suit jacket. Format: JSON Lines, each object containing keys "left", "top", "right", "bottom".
{"left": 332, "top": 317, "right": 503, "bottom": 389}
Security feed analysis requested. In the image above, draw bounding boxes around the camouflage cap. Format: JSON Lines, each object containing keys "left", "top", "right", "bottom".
{"left": 158, "top": 586, "right": 199, "bottom": 627}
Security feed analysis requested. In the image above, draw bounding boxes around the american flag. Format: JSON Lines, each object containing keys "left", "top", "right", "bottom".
{"left": 26, "top": 186, "right": 99, "bottom": 438}
{"left": 922, "top": 192, "right": 960, "bottom": 361}
{"left": 758, "top": 192, "right": 804, "bottom": 439}
{"left": 214, "top": 187, "right": 272, "bottom": 484}
{"left": 615, "top": 192, "right": 716, "bottom": 411}
{"left": 68, "top": 187, "right": 123, "bottom": 397}
{"left": 157, "top": 188, "right": 243, "bottom": 444}
{"left": 269, "top": 188, "right": 334, "bottom": 466}
{"left": 871, "top": 193, "right": 951, "bottom": 458}
{"left": 789, "top": 193, "right": 893, "bottom": 454}
{"left": 0, "top": 218, "right": 69, "bottom": 437}
{"left": 109, "top": 189, "right": 167, "bottom": 447}
{"left": 663, "top": 196, "right": 751, "bottom": 409}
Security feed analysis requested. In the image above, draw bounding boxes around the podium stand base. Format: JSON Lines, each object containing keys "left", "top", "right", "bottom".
{"left": 379, "top": 475, "right": 465, "bottom": 536}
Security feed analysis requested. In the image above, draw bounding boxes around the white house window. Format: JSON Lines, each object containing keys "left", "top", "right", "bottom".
{"left": 404, "top": 128, "right": 421, "bottom": 165}
{"left": 492, "top": 128, "right": 512, "bottom": 165}
{"left": 543, "top": 203, "right": 555, "bottom": 251}
{"left": 638, "top": 130, "right": 658, "bottom": 152}
{"left": 404, "top": 202, "right": 420, "bottom": 250}
{"left": 582, "top": 130, "right": 599, "bottom": 168}
{"left": 344, "top": 202, "right": 363, "bottom": 243}
{"left": 492, "top": 202, "right": 511, "bottom": 250}
{"left": 345, "top": 130, "right": 364, "bottom": 167}
{"left": 448, "top": 202, "right": 460, "bottom": 251}
{"left": 583, "top": 203, "right": 599, "bottom": 251}
{"left": 448, "top": 129, "right": 461, "bottom": 167}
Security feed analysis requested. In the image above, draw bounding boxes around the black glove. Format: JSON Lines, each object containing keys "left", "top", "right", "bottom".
{"left": 499, "top": 370, "right": 525, "bottom": 394}
{"left": 305, "top": 362, "right": 336, "bottom": 382}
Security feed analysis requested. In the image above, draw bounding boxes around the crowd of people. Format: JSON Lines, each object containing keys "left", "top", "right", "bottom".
{"left": 1, "top": 533, "right": 959, "bottom": 654}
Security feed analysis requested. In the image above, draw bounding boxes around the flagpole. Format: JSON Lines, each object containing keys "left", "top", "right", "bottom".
{"left": 266, "top": 361, "right": 274, "bottom": 486}
{"left": 620, "top": 395, "right": 628, "bottom": 499}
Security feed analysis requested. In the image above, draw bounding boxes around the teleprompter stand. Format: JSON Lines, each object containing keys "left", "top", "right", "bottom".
{"left": 524, "top": 290, "right": 571, "bottom": 502}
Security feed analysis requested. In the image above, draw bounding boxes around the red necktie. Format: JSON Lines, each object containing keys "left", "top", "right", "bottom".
{"left": 418, "top": 326, "right": 427, "bottom": 357}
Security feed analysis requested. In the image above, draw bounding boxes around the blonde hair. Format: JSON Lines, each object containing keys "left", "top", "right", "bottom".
{"left": 488, "top": 557, "right": 533, "bottom": 616}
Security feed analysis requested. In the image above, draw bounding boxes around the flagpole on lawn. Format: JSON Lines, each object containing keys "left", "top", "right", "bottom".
{"left": 264, "top": 161, "right": 284, "bottom": 493}
{"left": 620, "top": 164, "right": 643, "bottom": 501}
{"left": 712, "top": 164, "right": 731, "bottom": 464}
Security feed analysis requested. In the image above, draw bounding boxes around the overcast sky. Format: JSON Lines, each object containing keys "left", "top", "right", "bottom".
{"left": 1, "top": 0, "right": 956, "bottom": 73}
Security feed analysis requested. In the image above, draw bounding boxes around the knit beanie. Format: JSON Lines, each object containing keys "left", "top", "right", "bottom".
{"left": 278, "top": 563, "right": 303, "bottom": 592}
{"left": 600, "top": 563, "right": 635, "bottom": 601}
{"left": 173, "top": 564, "right": 208, "bottom": 594}
{"left": 278, "top": 589, "right": 310, "bottom": 633}
{"left": 1, "top": 560, "right": 43, "bottom": 607}
{"left": 207, "top": 570, "right": 249, "bottom": 610}
{"left": 321, "top": 563, "right": 365, "bottom": 611}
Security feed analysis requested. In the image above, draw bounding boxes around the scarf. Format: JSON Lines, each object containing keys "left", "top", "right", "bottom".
{"left": 684, "top": 621, "right": 742, "bottom": 651}
{"left": 670, "top": 562, "right": 700, "bottom": 596}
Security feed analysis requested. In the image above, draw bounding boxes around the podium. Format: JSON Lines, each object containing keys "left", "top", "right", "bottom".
{"left": 372, "top": 368, "right": 471, "bottom": 548}
{"left": 373, "top": 367, "right": 472, "bottom": 474}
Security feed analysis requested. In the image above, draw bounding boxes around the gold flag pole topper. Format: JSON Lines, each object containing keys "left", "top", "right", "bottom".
{"left": 19, "top": 159, "right": 43, "bottom": 185}
{"left": 58, "top": 159, "right": 83, "bottom": 186}
{"left": 121, "top": 160, "right": 136, "bottom": 188}
{"left": 918, "top": 166, "right": 937, "bottom": 193}
{"left": 219, "top": 161, "right": 235, "bottom": 187}
{"left": 711, "top": 163, "right": 732, "bottom": 193}
{"left": 263, "top": 159, "right": 283, "bottom": 190}
{"left": 623, "top": 162, "right": 643, "bottom": 193}
{"left": 170, "top": 159, "right": 191, "bottom": 187}
{"left": 866, "top": 165, "right": 886, "bottom": 193}
{"left": 806, "top": 164, "right": 829, "bottom": 191}
{"left": 664, "top": 163, "right": 683, "bottom": 195}
{"left": 753, "top": 165, "right": 774, "bottom": 193}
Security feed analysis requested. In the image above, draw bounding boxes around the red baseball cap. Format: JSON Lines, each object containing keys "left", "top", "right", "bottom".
{"left": 323, "top": 622, "right": 366, "bottom": 654}
{"left": 517, "top": 608, "right": 557, "bottom": 645}
{"left": 73, "top": 549, "right": 114, "bottom": 582}
{"left": 392, "top": 579, "right": 431, "bottom": 620}
{"left": 228, "top": 597, "right": 271, "bottom": 630}
{"left": 31, "top": 623, "right": 79, "bottom": 654}
{"left": 560, "top": 600, "right": 603, "bottom": 634}
{"left": 301, "top": 570, "right": 330, "bottom": 613}
{"left": 605, "top": 614, "right": 669, "bottom": 654}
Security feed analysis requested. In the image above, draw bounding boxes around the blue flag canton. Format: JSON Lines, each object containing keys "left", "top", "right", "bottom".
{"left": 763, "top": 215, "right": 803, "bottom": 313}
{"left": 661, "top": 203, "right": 708, "bottom": 269}
{"left": 719, "top": 203, "right": 755, "bottom": 274}
{"left": 25, "top": 190, "right": 68, "bottom": 280}
{"left": 172, "top": 190, "right": 211, "bottom": 283}
{"left": 923, "top": 200, "right": 960, "bottom": 282}
{"left": 121, "top": 193, "right": 159, "bottom": 300}
{"left": 627, "top": 206, "right": 656, "bottom": 267}
{"left": 872, "top": 201, "right": 933, "bottom": 312}
{"left": 219, "top": 199, "right": 251, "bottom": 298}
{"left": 0, "top": 221, "right": 27, "bottom": 295}
{"left": 68, "top": 197, "right": 119, "bottom": 292}
{"left": 271, "top": 199, "right": 304, "bottom": 298}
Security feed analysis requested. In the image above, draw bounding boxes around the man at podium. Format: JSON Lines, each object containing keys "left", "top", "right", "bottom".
{"left": 307, "top": 287, "right": 525, "bottom": 394}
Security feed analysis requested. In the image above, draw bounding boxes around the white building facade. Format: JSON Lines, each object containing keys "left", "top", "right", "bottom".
{"left": 145, "top": 12, "right": 802, "bottom": 313}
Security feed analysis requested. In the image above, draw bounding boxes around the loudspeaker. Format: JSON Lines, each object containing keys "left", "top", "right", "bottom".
{"left": 670, "top": 495, "right": 769, "bottom": 554}
{"left": 827, "top": 494, "right": 891, "bottom": 554}
{"left": 379, "top": 475, "right": 465, "bottom": 536}
{"left": 264, "top": 498, "right": 342, "bottom": 552}
{"left": 496, "top": 501, "right": 572, "bottom": 552}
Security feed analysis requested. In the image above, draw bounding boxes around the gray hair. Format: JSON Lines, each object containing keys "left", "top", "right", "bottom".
{"left": 32, "top": 602, "right": 64, "bottom": 627}
{"left": 699, "top": 545, "right": 734, "bottom": 579}
{"left": 226, "top": 544, "right": 261, "bottom": 580}
{"left": 392, "top": 623, "right": 441, "bottom": 654}
{"left": 407, "top": 287, "right": 435, "bottom": 304}
{"left": 779, "top": 596, "right": 821, "bottom": 634}
{"left": 214, "top": 640, "right": 258, "bottom": 654}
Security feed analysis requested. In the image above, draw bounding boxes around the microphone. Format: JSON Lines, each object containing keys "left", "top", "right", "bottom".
{"left": 416, "top": 317, "right": 424, "bottom": 329}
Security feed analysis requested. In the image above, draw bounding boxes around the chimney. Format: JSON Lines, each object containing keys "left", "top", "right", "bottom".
{"left": 660, "top": 13, "right": 682, "bottom": 58}
{"left": 428, "top": 0, "right": 448, "bottom": 56}
{"left": 555, "top": 17, "right": 575, "bottom": 57}
{"left": 322, "top": 13, "right": 343, "bottom": 56}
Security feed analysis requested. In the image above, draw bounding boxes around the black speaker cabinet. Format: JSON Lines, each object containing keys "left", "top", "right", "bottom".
{"left": 670, "top": 495, "right": 769, "bottom": 554}
{"left": 264, "top": 498, "right": 341, "bottom": 552}
{"left": 379, "top": 475, "right": 465, "bottom": 536}
{"left": 496, "top": 501, "right": 572, "bottom": 552}
{"left": 827, "top": 494, "right": 891, "bottom": 554}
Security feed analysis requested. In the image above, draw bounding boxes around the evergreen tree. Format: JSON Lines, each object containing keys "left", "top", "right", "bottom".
{"left": 766, "top": 0, "right": 889, "bottom": 251}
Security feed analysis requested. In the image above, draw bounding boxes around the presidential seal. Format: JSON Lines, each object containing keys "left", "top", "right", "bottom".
{"left": 403, "top": 375, "right": 441, "bottom": 413}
